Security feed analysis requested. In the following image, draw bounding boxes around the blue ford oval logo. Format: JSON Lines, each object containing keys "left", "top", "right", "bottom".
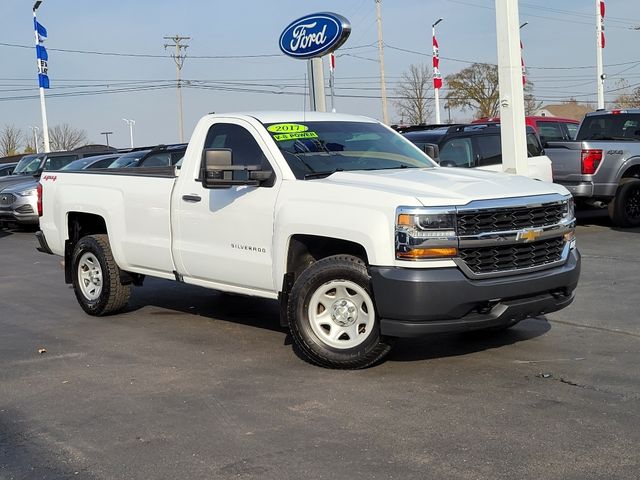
{"left": 279, "top": 12, "right": 351, "bottom": 59}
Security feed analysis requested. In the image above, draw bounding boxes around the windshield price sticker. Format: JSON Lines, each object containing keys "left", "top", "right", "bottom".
{"left": 273, "top": 131, "right": 319, "bottom": 141}
{"left": 267, "top": 123, "right": 309, "bottom": 133}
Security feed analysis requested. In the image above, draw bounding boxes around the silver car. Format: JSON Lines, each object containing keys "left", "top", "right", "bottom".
{"left": 0, "top": 179, "right": 39, "bottom": 226}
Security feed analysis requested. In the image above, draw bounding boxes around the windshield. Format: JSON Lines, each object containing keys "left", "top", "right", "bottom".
{"left": 108, "top": 150, "right": 148, "bottom": 168}
{"left": 13, "top": 154, "right": 43, "bottom": 174}
{"left": 577, "top": 113, "right": 640, "bottom": 141}
{"left": 264, "top": 121, "right": 436, "bottom": 179}
{"left": 61, "top": 158, "right": 92, "bottom": 170}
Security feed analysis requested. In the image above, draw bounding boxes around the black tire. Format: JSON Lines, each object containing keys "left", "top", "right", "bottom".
{"left": 71, "top": 234, "right": 131, "bottom": 316}
{"left": 608, "top": 178, "right": 640, "bottom": 228}
{"left": 287, "top": 255, "right": 393, "bottom": 369}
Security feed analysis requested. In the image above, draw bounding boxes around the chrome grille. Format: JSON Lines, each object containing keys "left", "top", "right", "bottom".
{"left": 459, "top": 238, "right": 565, "bottom": 274}
{"left": 457, "top": 203, "right": 565, "bottom": 236}
{"left": 0, "top": 193, "right": 15, "bottom": 206}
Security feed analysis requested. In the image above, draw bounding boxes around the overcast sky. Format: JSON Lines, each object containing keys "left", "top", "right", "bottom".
{"left": 1, "top": 0, "right": 639, "bottom": 148}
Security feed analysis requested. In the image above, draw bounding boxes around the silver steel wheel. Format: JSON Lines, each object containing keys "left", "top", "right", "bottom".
{"left": 307, "top": 279, "right": 376, "bottom": 350}
{"left": 77, "top": 252, "right": 103, "bottom": 301}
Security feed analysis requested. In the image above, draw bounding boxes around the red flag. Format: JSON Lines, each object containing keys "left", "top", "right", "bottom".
{"left": 432, "top": 35, "right": 441, "bottom": 89}
{"left": 520, "top": 40, "right": 526, "bottom": 85}
{"left": 329, "top": 52, "right": 335, "bottom": 72}
{"left": 599, "top": 1, "right": 606, "bottom": 49}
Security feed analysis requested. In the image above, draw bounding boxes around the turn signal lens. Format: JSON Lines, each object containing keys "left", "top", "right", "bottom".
{"left": 396, "top": 247, "right": 458, "bottom": 259}
{"left": 397, "top": 214, "right": 413, "bottom": 226}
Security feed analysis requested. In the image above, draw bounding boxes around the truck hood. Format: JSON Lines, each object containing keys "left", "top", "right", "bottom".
{"left": 317, "top": 167, "right": 569, "bottom": 206}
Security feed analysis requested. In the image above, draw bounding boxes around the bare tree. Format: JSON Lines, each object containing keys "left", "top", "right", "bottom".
{"left": 613, "top": 79, "right": 640, "bottom": 109}
{"left": 524, "top": 82, "right": 542, "bottom": 116}
{"left": 0, "top": 125, "right": 24, "bottom": 156}
{"left": 394, "top": 64, "right": 433, "bottom": 124}
{"left": 49, "top": 124, "right": 88, "bottom": 151}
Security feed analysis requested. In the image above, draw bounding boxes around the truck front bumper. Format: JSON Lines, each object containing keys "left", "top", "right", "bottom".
{"left": 370, "top": 249, "right": 580, "bottom": 337}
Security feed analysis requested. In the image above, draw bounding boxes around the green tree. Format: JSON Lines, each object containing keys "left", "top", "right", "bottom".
{"left": 445, "top": 63, "right": 538, "bottom": 118}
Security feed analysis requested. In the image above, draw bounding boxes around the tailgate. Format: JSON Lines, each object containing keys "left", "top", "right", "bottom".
{"left": 545, "top": 142, "right": 583, "bottom": 182}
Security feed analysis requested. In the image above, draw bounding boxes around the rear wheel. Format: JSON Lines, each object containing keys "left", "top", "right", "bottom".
{"left": 71, "top": 234, "right": 131, "bottom": 316}
{"left": 608, "top": 179, "right": 640, "bottom": 228}
{"left": 287, "top": 255, "right": 393, "bottom": 369}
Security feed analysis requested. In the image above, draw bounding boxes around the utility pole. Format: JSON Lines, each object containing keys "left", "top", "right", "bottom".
{"left": 595, "top": 0, "right": 605, "bottom": 109}
{"left": 375, "top": 0, "right": 389, "bottom": 124}
{"left": 123, "top": 118, "right": 135, "bottom": 148}
{"left": 101, "top": 131, "right": 113, "bottom": 148}
{"left": 164, "top": 35, "right": 190, "bottom": 142}
{"left": 495, "top": 0, "right": 528, "bottom": 177}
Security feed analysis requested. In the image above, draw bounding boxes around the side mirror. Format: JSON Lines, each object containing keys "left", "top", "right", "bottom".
{"left": 422, "top": 143, "right": 440, "bottom": 160}
{"left": 200, "top": 148, "right": 271, "bottom": 189}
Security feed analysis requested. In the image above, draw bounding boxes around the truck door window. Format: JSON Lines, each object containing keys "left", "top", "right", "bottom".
{"left": 537, "top": 121, "right": 564, "bottom": 143}
{"left": 526, "top": 133, "right": 544, "bottom": 157}
{"left": 44, "top": 155, "right": 78, "bottom": 171}
{"left": 204, "top": 123, "right": 269, "bottom": 180}
{"left": 439, "top": 137, "right": 473, "bottom": 167}
{"left": 565, "top": 123, "right": 579, "bottom": 140}
{"left": 474, "top": 135, "right": 502, "bottom": 166}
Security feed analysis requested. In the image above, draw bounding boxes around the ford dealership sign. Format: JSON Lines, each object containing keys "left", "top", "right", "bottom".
{"left": 279, "top": 12, "right": 351, "bottom": 59}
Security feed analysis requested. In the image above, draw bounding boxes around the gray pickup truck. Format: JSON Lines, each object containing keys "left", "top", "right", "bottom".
{"left": 546, "top": 109, "right": 640, "bottom": 227}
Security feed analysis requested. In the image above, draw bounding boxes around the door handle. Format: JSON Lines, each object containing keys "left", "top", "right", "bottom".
{"left": 182, "top": 194, "right": 202, "bottom": 203}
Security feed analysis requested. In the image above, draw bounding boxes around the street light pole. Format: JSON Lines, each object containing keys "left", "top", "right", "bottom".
{"left": 432, "top": 18, "right": 443, "bottom": 124}
{"left": 375, "top": 0, "right": 389, "bottom": 124}
{"left": 28, "top": 125, "right": 40, "bottom": 153}
{"left": 100, "top": 131, "right": 113, "bottom": 148}
{"left": 123, "top": 118, "right": 135, "bottom": 148}
{"left": 33, "top": 0, "right": 50, "bottom": 153}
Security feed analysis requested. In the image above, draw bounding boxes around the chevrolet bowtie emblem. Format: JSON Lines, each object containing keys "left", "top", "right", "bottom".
{"left": 516, "top": 228, "right": 543, "bottom": 242}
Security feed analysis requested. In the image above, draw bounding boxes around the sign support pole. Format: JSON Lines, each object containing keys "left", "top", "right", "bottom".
{"left": 596, "top": 0, "right": 605, "bottom": 109}
{"left": 495, "top": 0, "right": 528, "bottom": 176}
{"left": 307, "top": 58, "right": 326, "bottom": 112}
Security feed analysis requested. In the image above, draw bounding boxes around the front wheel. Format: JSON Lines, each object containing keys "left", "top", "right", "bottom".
{"left": 287, "top": 255, "right": 393, "bottom": 369}
{"left": 71, "top": 234, "right": 131, "bottom": 316}
{"left": 608, "top": 179, "right": 640, "bottom": 228}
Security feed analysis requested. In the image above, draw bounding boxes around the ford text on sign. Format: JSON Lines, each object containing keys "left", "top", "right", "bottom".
{"left": 279, "top": 12, "right": 351, "bottom": 59}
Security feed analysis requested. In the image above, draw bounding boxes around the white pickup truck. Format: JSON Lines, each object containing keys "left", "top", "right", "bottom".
{"left": 37, "top": 112, "right": 580, "bottom": 369}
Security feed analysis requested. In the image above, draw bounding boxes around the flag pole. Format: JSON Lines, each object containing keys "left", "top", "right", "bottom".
{"left": 33, "top": 1, "right": 50, "bottom": 153}
{"left": 432, "top": 18, "right": 443, "bottom": 124}
{"left": 596, "top": 0, "right": 605, "bottom": 109}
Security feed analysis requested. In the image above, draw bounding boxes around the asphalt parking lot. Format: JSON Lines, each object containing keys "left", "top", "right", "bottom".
{"left": 1, "top": 210, "right": 639, "bottom": 480}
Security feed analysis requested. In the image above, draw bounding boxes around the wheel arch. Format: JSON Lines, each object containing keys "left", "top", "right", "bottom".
{"left": 277, "top": 234, "right": 370, "bottom": 328}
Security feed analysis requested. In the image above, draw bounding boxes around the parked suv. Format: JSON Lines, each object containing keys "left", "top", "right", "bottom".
{"left": 473, "top": 116, "right": 580, "bottom": 145}
{"left": 402, "top": 124, "right": 552, "bottom": 182}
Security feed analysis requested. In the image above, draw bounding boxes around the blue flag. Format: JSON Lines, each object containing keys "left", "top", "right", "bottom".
{"left": 34, "top": 18, "right": 47, "bottom": 40}
{"left": 38, "top": 73, "right": 49, "bottom": 89}
{"left": 36, "top": 45, "right": 47, "bottom": 61}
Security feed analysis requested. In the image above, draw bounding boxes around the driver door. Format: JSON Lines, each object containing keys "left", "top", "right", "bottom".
{"left": 172, "top": 120, "right": 280, "bottom": 294}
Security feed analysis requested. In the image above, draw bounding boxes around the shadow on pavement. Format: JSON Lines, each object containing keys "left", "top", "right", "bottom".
{"left": 388, "top": 317, "right": 551, "bottom": 363}
{"left": 125, "top": 277, "right": 285, "bottom": 334}
{"left": 576, "top": 206, "right": 640, "bottom": 233}
{"left": 0, "top": 409, "right": 98, "bottom": 479}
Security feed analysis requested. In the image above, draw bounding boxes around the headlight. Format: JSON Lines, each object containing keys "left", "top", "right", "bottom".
{"left": 17, "top": 188, "right": 37, "bottom": 197}
{"left": 562, "top": 196, "right": 575, "bottom": 220}
{"left": 396, "top": 208, "right": 458, "bottom": 260}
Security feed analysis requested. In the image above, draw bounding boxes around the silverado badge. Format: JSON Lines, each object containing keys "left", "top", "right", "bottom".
{"left": 516, "top": 228, "right": 543, "bottom": 243}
